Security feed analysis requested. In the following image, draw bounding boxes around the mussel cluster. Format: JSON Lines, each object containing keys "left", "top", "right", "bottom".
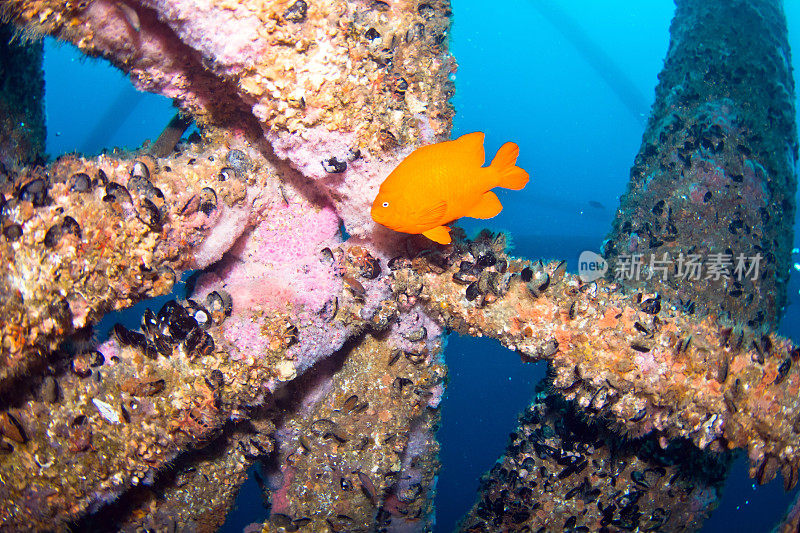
{"left": 451, "top": 231, "right": 512, "bottom": 306}
{"left": 113, "top": 291, "right": 232, "bottom": 359}
{"left": 461, "top": 390, "right": 728, "bottom": 533}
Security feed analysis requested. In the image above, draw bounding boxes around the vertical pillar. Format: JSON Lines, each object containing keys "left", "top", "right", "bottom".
{"left": 0, "top": 24, "right": 45, "bottom": 173}
{"left": 603, "top": 0, "right": 797, "bottom": 328}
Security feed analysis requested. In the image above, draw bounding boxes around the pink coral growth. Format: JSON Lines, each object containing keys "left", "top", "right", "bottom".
{"left": 196, "top": 196, "right": 341, "bottom": 312}
{"left": 142, "top": 0, "right": 267, "bottom": 74}
{"left": 268, "top": 127, "right": 416, "bottom": 240}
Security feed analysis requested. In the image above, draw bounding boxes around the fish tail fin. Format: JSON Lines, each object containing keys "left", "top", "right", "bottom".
{"left": 490, "top": 142, "right": 529, "bottom": 190}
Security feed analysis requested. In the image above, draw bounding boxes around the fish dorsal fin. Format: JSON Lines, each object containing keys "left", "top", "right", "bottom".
{"left": 454, "top": 132, "right": 486, "bottom": 167}
{"left": 423, "top": 225, "right": 452, "bottom": 244}
{"left": 416, "top": 200, "right": 447, "bottom": 227}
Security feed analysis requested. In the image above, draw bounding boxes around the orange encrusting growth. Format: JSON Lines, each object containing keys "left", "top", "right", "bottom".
{"left": 371, "top": 132, "right": 529, "bottom": 244}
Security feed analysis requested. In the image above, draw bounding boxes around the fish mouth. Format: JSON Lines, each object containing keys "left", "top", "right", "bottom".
{"left": 370, "top": 204, "right": 394, "bottom": 229}
{"left": 370, "top": 205, "right": 385, "bottom": 225}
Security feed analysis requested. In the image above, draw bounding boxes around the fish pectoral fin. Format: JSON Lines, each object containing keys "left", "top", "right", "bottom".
{"left": 422, "top": 225, "right": 452, "bottom": 244}
{"left": 466, "top": 191, "right": 503, "bottom": 219}
{"left": 417, "top": 201, "right": 448, "bottom": 226}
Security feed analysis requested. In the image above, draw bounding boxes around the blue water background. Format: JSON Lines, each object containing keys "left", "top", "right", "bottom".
{"left": 41, "top": 1, "right": 800, "bottom": 531}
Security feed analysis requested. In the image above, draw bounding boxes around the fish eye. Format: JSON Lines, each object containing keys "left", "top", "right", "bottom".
{"left": 382, "top": 201, "right": 389, "bottom": 208}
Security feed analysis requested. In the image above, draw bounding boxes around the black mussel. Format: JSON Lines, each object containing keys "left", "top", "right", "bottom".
{"left": 346, "top": 148, "right": 361, "bottom": 161}
{"left": 143, "top": 344, "right": 158, "bottom": 359}
{"left": 341, "top": 394, "right": 359, "bottom": 414}
{"left": 552, "top": 260, "right": 567, "bottom": 282}
{"left": 43, "top": 224, "right": 63, "bottom": 248}
{"left": 630, "top": 407, "right": 647, "bottom": 422}
{"left": 321, "top": 297, "right": 338, "bottom": 322}
{"left": 761, "top": 334, "right": 773, "bottom": 354}
{"left": 465, "top": 281, "right": 481, "bottom": 301}
{"left": 48, "top": 298, "right": 71, "bottom": 325}
{"left": 157, "top": 300, "right": 183, "bottom": 325}
{"left": 791, "top": 346, "right": 800, "bottom": 362}
{"left": 206, "top": 290, "right": 233, "bottom": 317}
{"left": 271, "top": 513, "right": 295, "bottom": 529}
{"left": 3, "top": 224, "right": 22, "bottom": 241}
{"left": 208, "top": 369, "right": 224, "bottom": 388}
{"left": 2, "top": 413, "right": 28, "bottom": 443}
{"left": 496, "top": 258, "right": 508, "bottom": 273}
{"left": 394, "top": 77, "right": 409, "bottom": 94}
{"left": 131, "top": 160, "right": 150, "bottom": 180}
{"left": 527, "top": 271, "right": 550, "bottom": 296}
{"left": 61, "top": 216, "right": 81, "bottom": 238}
{"left": 199, "top": 187, "right": 217, "bottom": 215}
{"left": 128, "top": 173, "right": 157, "bottom": 198}
{"left": 359, "top": 255, "right": 381, "bottom": 279}
{"left": 86, "top": 349, "right": 105, "bottom": 367}
{"left": 651, "top": 200, "right": 665, "bottom": 215}
{"left": 18, "top": 178, "right": 49, "bottom": 206}
{"left": 94, "top": 169, "right": 109, "bottom": 187}
{"left": 520, "top": 267, "right": 533, "bottom": 282}
{"left": 141, "top": 308, "right": 158, "bottom": 336}
{"left": 631, "top": 469, "right": 649, "bottom": 488}
{"left": 775, "top": 358, "right": 792, "bottom": 385}
{"left": 169, "top": 311, "right": 198, "bottom": 341}
{"left": 322, "top": 156, "right": 347, "bottom": 173}
{"left": 183, "top": 327, "right": 204, "bottom": 353}
{"left": 404, "top": 350, "right": 426, "bottom": 364}
{"left": 226, "top": 149, "right": 252, "bottom": 175}
{"left": 640, "top": 296, "right": 661, "bottom": 314}
{"left": 113, "top": 323, "right": 147, "bottom": 348}
{"left": 453, "top": 270, "right": 478, "bottom": 285}
{"left": 69, "top": 173, "right": 91, "bottom": 193}
{"left": 196, "top": 331, "right": 215, "bottom": 356}
{"left": 105, "top": 182, "right": 132, "bottom": 204}
{"left": 357, "top": 471, "right": 377, "bottom": 504}
{"left": 406, "top": 21, "right": 424, "bottom": 42}
{"left": 387, "top": 256, "right": 407, "bottom": 270}
{"left": 283, "top": 0, "right": 307, "bottom": 22}
{"left": 139, "top": 198, "right": 162, "bottom": 230}
{"left": 319, "top": 247, "right": 335, "bottom": 264}
{"left": 392, "top": 376, "right": 413, "bottom": 391}
{"left": 476, "top": 251, "right": 496, "bottom": 268}
{"left": 154, "top": 335, "right": 172, "bottom": 355}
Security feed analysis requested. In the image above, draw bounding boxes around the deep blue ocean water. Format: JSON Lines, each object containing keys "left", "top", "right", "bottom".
{"left": 41, "top": 1, "right": 800, "bottom": 531}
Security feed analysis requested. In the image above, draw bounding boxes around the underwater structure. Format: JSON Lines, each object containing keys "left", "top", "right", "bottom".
{"left": 0, "top": 22, "right": 45, "bottom": 171}
{"left": 460, "top": 0, "right": 799, "bottom": 531}
{"left": 0, "top": 0, "right": 797, "bottom": 532}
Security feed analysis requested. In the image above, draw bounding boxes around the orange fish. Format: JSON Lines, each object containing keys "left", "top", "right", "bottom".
{"left": 371, "top": 132, "right": 529, "bottom": 244}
